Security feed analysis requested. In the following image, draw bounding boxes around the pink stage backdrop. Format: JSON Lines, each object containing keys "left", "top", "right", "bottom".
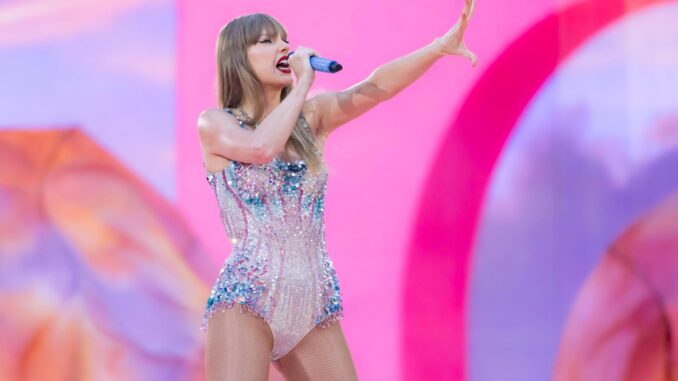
{"left": 0, "top": 0, "right": 675, "bottom": 379}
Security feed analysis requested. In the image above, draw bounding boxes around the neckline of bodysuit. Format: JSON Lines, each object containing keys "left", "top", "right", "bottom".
{"left": 224, "top": 107, "right": 308, "bottom": 163}
{"left": 225, "top": 107, "right": 259, "bottom": 127}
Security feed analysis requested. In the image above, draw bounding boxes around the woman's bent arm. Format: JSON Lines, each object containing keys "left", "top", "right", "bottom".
{"left": 198, "top": 77, "right": 313, "bottom": 165}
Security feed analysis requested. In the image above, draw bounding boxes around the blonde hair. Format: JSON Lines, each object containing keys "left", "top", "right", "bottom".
{"left": 216, "top": 13, "right": 323, "bottom": 172}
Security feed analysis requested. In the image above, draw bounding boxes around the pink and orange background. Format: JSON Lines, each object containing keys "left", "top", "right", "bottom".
{"left": 1, "top": 0, "right": 676, "bottom": 380}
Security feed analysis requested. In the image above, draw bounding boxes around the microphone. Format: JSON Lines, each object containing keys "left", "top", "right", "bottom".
{"left": 288, "top": 51, "right": 343, "bottom": 73}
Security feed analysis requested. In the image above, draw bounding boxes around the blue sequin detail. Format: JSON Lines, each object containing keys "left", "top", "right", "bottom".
{"left": 316, "top": 256, "right": 344, "bottom": 325}
{"left": 205, "top": 246, "right": 269, "bottom": 315}
{"left": 201, "top": 108, "right": 344, "bottom": 359}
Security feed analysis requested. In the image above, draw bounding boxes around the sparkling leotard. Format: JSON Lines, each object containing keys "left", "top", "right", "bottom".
{"left": 200, "top": 108, "right": 344, "bottom": 360}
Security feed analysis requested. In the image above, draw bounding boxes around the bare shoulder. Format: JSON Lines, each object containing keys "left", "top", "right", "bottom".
{"left": 197, "top": 108, "right": 236, "bottom": 137}
{"left": 197, "top": 107, "right": 272, "bottom": 169}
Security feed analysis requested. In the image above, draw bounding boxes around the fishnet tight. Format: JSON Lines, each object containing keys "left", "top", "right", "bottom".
{"left": 205, "top": 307, "right": 358, "bottom": 381}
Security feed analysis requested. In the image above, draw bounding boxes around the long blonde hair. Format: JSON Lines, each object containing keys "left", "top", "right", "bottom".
{"left": 216, "top": 13, "right": 323, "bottom": 172}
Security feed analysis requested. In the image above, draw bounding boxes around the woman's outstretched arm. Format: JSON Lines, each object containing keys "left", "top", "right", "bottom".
{"left": 310, "top": 0, "right": 477, "bottom": 137}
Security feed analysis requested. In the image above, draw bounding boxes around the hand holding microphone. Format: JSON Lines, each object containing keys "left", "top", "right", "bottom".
{"left": 287, "top": 47, "right": 318, "bottom": 84}
{"left": 288, "top": 50, "right": 343, "bottom": 73}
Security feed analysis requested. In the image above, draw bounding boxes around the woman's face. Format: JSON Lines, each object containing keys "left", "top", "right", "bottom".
{"left": 247, "top": 30, "right": 292, "bottom": 88}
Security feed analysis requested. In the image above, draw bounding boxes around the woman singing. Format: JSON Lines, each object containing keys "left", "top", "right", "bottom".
{"left": 198, "top": 1, "right": 476, "bottom": 379}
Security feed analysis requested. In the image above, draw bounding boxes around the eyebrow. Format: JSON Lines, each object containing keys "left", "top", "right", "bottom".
{"left": 259, "top": 33, "right": 288, "bottom": 41}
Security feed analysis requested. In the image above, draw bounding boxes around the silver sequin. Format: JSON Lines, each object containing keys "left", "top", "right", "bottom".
{"left": 200, "top": 111, "right": 344, "bottom": 361}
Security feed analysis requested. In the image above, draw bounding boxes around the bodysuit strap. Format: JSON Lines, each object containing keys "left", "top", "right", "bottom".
{"left": 224, "top": 108, "right": 247, "bottom": 129}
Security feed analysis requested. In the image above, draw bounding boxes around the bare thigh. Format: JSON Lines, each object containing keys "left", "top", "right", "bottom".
{"left": 272, "top": 322, "right": 358, "bottom": 381}
{"left": 205, "top": 306, "right": 274, "bottom": 381}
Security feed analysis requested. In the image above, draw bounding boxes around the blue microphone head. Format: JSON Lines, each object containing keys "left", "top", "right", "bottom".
{"left": 328, "top": 62, "right": 343, "bottom": 73}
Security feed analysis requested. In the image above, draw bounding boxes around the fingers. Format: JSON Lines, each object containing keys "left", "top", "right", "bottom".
{"left": 462, "top": 0, "right": 475, "bottom": 22}
{"left": 469, "top": 51, "right": 478, "bottom": 67}
{"left": 290, "top": 46, "right": 317, "bottom": 58}
{"left": 459, "top": 0, "right": 475, "bottom": 34}
{"left": 462, "top": 46, "right": 477, "bottom": 66}
{"left": 462, "top": 0, "right": 476, "bottom": 21}
{"left": 289, "top": 47, "right": 316, "bottom": 68}
{"left": 288, "top": 46, "right": 317, "bottom": 82}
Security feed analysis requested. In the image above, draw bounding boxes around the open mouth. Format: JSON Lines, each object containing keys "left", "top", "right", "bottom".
{"left": 276, "top": 56, "right": 291, "bottom": 74}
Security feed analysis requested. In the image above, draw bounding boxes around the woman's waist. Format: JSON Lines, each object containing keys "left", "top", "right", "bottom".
{"left": 228, "top": 221, "right": 324, "bottom": 242}
{"left": 221, "top": 239, "right": 331, "bottom": 282}
{"left": 230, "top": 233, "right": 327, "bottom": 254}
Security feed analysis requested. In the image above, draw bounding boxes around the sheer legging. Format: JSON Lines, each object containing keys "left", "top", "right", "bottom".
{"left": 205, "top": 306, "right": 359, "bottom": 381}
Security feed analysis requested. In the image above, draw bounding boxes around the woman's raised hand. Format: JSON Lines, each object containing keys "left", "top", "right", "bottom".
{"left": 288, "top": 46, "right": 318, "bottom": 84}
{"left": 438, "top": 0, "right": 478, "bottom": 66}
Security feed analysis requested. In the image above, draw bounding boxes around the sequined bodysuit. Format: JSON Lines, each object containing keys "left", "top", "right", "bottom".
{"left": 200, "top": 108, "right": 344, "bottom": 361}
